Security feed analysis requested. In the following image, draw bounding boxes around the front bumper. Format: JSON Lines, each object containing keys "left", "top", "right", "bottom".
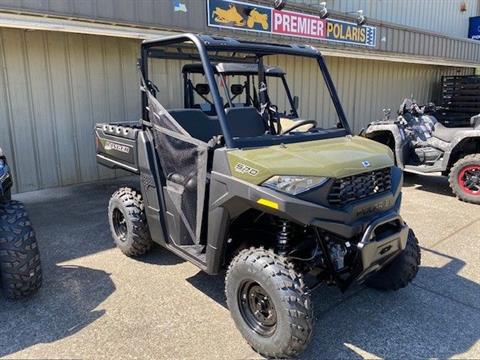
{"left": 356, "top": 212, "right": 409, "bottom": 280}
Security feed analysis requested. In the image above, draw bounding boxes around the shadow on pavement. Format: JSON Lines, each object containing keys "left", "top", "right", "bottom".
{"left": 0, "top": 265, "right": 115, "bottom": 357}
{"left": 187, "top": 248, "right": 480, "bottom": 359}
{"left": 403, "top": 172, "right": 455, "bottom": 198}
{"left": 0, "top": 178, "right": 186, "bottom": 357}
{"left": 186, "top": 271, "right": 227, "bottom": 308}
{"left": 14, "top": 177, "right": 141, "bottom": 266}
{"left": 140, "top": 245, "right": 185, "bottom": 266}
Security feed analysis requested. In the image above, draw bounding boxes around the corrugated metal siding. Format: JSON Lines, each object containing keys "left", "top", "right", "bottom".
{"left": 293, "top": 0, "right": 479, "bottom": 38}
{"left": 0, "top": 28, "right": 473, "bottom": 192}
{"left": 0, "top": 0, "right": 479, "bottom": 65}
{"left": 1, "top": 0, "right": 477, "bottom": 37}
{"left": 267, "top": 55, "right": 472, "bottom": 133}
{"left": 0, "top": 28, "right": 140, "bottom": 192}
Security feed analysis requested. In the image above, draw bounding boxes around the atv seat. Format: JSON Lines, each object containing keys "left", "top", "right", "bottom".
{"left": 433, "top": 122, "right": 471, "bottom": 143}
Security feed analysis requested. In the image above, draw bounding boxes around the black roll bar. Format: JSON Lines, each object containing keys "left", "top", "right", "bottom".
{"left": 140, "top": 33, "right": 352, "bottom": 148}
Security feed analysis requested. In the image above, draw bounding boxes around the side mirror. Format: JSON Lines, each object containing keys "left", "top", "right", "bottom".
{"left": 293, "top": 96, "right": 299, "bottom": 110}
{"left": 382, "top": 108, "right": 391, "bottom": 120}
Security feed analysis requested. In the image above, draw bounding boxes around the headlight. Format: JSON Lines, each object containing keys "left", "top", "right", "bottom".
{"left": 262, "top": 175, "right": 328, "bottom": 195}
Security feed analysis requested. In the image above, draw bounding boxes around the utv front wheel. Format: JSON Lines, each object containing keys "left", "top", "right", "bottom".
{"left": 108, "top": 187, "right": 152, "bottom": 257}
{"left": 449, "top": 154, "right": 480, "bottom": 204}
{"left": 0, "top": 201, "right": 42, "bottom": 299}
{"left": 365, "top": 229, "right": 421, "bottom": 291}
{"left": 225, "top": 248, "right": 313, "bottom": 358}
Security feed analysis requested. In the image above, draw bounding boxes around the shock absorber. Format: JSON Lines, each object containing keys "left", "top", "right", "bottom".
{"left": 276, "top": 220, "right": 291, "bottom": 256}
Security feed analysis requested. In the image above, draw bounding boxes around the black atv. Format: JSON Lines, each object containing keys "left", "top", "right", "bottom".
{"left": 0, "top": 148, "right": 42, "bottom": 299}
{"left": 364, "top": 99, "right": 480, "bottom": 204}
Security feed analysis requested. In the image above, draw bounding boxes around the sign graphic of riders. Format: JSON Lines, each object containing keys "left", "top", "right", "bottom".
{"left": 209, "top": 0, "right": 271, "bottom": 32}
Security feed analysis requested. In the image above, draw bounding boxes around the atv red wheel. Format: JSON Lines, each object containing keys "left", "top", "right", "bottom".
{"left": 449, "top": 154, "right": 480, "bottom": 204}
{"left": 458, "top": 165, "right": 480, "bottom": 195}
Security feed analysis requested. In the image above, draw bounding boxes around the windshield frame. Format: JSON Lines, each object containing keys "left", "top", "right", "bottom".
{"left": 141, "top": 34, "right": 352, "bottom": 149}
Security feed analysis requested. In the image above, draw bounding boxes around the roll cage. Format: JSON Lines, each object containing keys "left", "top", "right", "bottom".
{"left": 140, "top": 33, "right": 351, "bottom": 148}
{"left": 181, "top": 62, "right": 299, "bottom": 118}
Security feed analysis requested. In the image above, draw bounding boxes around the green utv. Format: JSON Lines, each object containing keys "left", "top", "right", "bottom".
{"left": 95, "top": 34, "right": 421, "bottom": 358}
{"left": 0, "top": 148, "right": 42, "bottom": 300}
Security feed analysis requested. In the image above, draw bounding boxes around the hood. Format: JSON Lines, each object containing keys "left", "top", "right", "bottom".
{"left": 227, "top": 136, "right": 394, "bottom": 184}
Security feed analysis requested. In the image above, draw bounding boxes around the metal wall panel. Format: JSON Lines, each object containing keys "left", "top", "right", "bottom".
{"left": 294, "top": 0, "right": 479, "bottom": 38}
{"left": 0, "top": 0, "right": 479, "bottom": 65}
{"left": 0, "top": 28, "right": 473, "bottom": 192}
{"left": 0, "top": 28, "right": 140, "bottom": 192}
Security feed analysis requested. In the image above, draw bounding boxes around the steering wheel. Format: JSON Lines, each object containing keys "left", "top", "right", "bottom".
{"left": 281, "top": 120, "right": 318, "bottom": 135}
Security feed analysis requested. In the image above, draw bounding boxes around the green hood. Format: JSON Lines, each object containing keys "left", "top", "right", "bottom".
{"left": 227, "top": 136, "right": 394, "bottom": 184}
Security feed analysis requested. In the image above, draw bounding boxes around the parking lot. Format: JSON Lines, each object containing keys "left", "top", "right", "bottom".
{"left": 0, "top": 174, "right": 479, "bottom": 359}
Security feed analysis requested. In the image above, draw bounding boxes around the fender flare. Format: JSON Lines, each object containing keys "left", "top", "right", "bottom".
{"left": 442, "top": 131, "right": 480, "bottom": 169}
{"left": 364, "top": 123, "right": 405, "bottom": 167}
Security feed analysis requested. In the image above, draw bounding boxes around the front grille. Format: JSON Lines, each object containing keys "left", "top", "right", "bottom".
{"left": 328, "top": 167, "right": 392, "bottom": 207}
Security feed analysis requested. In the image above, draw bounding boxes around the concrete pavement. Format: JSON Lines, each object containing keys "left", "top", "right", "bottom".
{"left": 0, "top": 173, "right": 479, "bottom": 359}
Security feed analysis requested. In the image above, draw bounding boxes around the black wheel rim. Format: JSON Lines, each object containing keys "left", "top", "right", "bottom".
{"left": 112, "top": 208, "right": 128, "bottom": 242}
{"left": 238, "top": 280, "right": 277, "bottom": 337}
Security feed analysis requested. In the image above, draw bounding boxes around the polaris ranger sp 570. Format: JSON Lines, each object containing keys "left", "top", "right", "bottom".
{"left": 95, "top": 34, "right": 421, "bottom": 358}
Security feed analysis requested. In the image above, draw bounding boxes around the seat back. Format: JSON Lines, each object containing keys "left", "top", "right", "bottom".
{"left": 168, "top": 109, "right": 222, "bottom": 143}
{"left": 225, "top": 107, "right": 266, "bottom": 138}
{"left": 168, "top": 107, "right": 266, "bottom": 142}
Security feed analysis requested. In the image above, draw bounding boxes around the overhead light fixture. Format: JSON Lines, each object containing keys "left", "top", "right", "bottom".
{"left": 356, "top": 10, "right": 366, "bottom": 26}
{"left": 273, "top": 0, "right": 287, "bottom": 10}
{"left": 273, "top": 1, "right": 329, "bottom": 19}
{"left": 346, "top": 9, "right": 367, "bottom": 26}
{"left": 318, "top": 2, "right": 329, "bottom": 19}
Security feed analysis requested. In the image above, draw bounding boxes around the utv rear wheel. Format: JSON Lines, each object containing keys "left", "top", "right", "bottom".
{"left": 108, "top": 187, "right": 152, "bottom": 257}
{"left": 225, "top": 248, "right": 313, "bottom": 358}
{"left": 0, "top": 201, "right": 42, "bottom": 299}
{"left": 365, "top": 229, "right": 420, "bottom": 291}
{"left": 449, "top": 154, "right": 480, "bottom": 204}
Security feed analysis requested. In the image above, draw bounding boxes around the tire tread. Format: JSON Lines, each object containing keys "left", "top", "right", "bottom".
{"left": 109, "top": 187, "right": 152, "bottom": 257}
{"left": 226, "top": 247, "right": 313, "bottom": 358}
{"left": 0, "top": 200, "right": 42, "bottom": 299}
{"left": 449, "top": 154, "right": 480, "bottom": 204}
{"left": 365, "top": 229, "right": 421, "bottom": 291}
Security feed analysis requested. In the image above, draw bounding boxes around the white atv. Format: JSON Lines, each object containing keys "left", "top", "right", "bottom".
{"left": 364, "top": 99, "right": 480, "bottom": 204}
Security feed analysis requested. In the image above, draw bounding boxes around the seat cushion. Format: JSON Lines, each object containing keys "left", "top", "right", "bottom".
{"left": 432, "top": 123, "right": 471, "bottom": 143}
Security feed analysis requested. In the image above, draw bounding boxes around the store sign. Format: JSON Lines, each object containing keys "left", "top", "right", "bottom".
{"left": 469, "top": 16, "right": 480, "bottom": 40}
{"left": 207, "top": 0, "right": 376, "bottom": 47}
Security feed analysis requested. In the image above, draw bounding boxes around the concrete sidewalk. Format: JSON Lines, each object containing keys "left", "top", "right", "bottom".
{"left": 0, "top": 174, "right": 479, "bottom": 359}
